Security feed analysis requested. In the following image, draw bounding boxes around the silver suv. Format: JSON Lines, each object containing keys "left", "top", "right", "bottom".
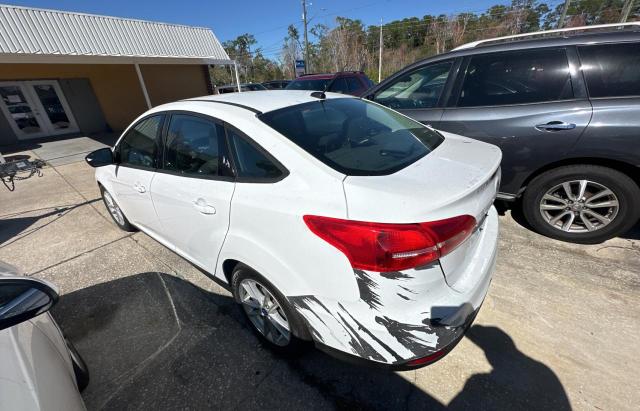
{"left": 365, "top": 24, "right": 640, "bottom": 244}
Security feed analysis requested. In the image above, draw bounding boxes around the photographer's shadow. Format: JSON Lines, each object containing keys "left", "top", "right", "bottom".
{"left": 52, "top": 272, "right": 569, "bottom": 410}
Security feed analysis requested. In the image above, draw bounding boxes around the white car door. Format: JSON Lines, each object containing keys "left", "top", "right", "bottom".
{"left": 150, "top": 113, "right": 235, "bottom": 272}
{"left": 110, "top": 115, "right": 164, "bottom": 233}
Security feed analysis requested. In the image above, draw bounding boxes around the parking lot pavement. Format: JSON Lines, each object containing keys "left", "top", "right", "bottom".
{"left": 1, "top": 157, "right": 639, "bottom": 410}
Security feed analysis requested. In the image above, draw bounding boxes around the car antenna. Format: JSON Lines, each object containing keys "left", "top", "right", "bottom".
{"left": 311, "top": 76, "right": 331, "bottom": 100}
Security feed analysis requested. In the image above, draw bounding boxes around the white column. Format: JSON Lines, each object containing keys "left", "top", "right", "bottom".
{"left": 233, "top": 62, "right": 242, "bottom": 93}
{"left": 134, "top": 63, "right": 152, "bottom": 109}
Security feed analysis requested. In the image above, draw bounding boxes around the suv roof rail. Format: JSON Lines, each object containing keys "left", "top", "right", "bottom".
{"left": 453, "top": 22, "right": 640, "bottom": 51}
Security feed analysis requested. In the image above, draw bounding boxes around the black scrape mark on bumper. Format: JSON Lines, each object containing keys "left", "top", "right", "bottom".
{"left": 375, "top": 315, "right": 439, "bottom": 356}
{"left": 380, "top": 271, "right": 413, "bottom": 280}
{"left": 353, "top": 269, "right": 382, "bottom": 310}
{"left": 290, "top": 296, "right": 329, "bottom": 328}
{"left": 339, "top": 303, "right": 403, "bottom": 362}
{"left": 399, "top": 285, "right": 418, "bottom": 295}
{"left": 335, "top": 311, "right": 386, "bottom": 362}
{"left": 396, "top": 293, "right": 412, "bottom": 301}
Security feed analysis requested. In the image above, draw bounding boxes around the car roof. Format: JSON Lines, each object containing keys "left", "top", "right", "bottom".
{"left": 294, "top": 73, "right": 335, "bottom": 80}
{"left": 184, "top": 90, "right": 352, "bottom": 114}
{"left": 393, "top": 29, "right": 640, "bottom": 75}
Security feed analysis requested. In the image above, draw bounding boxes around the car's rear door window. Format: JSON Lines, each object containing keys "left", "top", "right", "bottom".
{"left": 162, "top": 114, "right": 230, "bottom": 178}
{"left": 457, "top": 48, "right": 573, "bottom": 107}
{"left": 259, "top": 98, "right": 444, "bottom": 176}
{"left": 578, "top": 42, "right": 640, "bottom": 98}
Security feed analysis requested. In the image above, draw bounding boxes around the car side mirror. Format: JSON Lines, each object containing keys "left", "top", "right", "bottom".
{"left": 0, "top": 277, "right": 59, "bottom": 331}
{"left": 85, "top": 147, "right": 115, "bottom": 168}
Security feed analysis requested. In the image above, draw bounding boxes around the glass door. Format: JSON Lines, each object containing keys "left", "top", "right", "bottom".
{"left": 0, "top": 80, "right": 79, "bottom": 140}
{"left": 26, "top": 80, "right": 79, "bottom": 136}
{"left": 0, "top": 82, "right": 49, "bottom": 139}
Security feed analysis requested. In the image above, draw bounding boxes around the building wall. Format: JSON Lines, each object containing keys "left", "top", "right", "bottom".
{"left": 140, "top": 64, "right": 209, "bottom": 106}
{"left": 0, "top": 63, "right": 209, "bottom": 145}
{"left": 59, "top": 78, "right": 108, "bottom": 135}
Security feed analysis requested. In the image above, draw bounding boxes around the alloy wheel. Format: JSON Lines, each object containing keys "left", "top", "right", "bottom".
{"left": 103, "top": 191, "right": 125, "bottom": 226}
{"left": 539, "top": 180, "right": 619, "bottom": 233}
{"left": 238, "top": 279, "right": 291, "bottom": 346}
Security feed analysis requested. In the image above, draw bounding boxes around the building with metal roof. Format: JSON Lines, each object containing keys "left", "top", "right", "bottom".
{"left": 0, "top": 4, "right": 236, "bottom": 146}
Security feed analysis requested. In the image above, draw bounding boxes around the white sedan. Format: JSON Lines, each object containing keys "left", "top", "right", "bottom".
{"left": 86, "top": 90, "right": 501, "bottom": 368}
{"left": 0, "top": 261, "right": 87, "bottom": 410}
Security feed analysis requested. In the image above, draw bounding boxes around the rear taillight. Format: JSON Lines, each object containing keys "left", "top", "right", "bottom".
{"left": 303, "top": 214, "right": 476, "bottom": 272}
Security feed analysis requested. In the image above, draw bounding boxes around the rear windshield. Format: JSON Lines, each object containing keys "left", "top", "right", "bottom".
{"left": 286, "top": 79, "right": 332, "bottom": 91}
{"left": 259, "top": 98, "right": 444, "bottom": 175}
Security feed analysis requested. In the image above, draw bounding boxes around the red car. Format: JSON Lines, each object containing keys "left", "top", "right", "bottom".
{"left": 285, "top": 72, "right": 374, "bottom": 96}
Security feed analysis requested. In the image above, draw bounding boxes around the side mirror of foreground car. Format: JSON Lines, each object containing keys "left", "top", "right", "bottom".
{"left": 85, "top": 147, "right": 115, "bottom": 168}
{"left": 0, "top": 277, "right": 59, "bottom": 331}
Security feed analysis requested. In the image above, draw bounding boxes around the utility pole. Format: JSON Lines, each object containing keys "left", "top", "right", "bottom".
{"left": 302, "top": 0, "right": 310, "bottom": 74}
{"left": 557, "top": 0, "right": 571, "bottom": 29}
{"left": 378, "top": 19, "right": 383, "bottom": 83}
{"left": 620, "top": 0, "right": 635, "bottom": 23}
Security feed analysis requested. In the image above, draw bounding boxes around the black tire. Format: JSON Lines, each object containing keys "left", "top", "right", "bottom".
{"left": 66, "top": 338, "right": 90, "bottom": 392}
{"left": 231, "top": 263, "right": 309, "bottom": 354}
{"left": 522, "top": 165, "right": 640, "bottom": 244}
{"left": 99, "top": 185, "right": 136, "bottom": 232}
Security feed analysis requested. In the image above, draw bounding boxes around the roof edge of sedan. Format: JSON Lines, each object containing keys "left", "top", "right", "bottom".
{"left": 183, "top": 90, "right": 352, "bottom": 114}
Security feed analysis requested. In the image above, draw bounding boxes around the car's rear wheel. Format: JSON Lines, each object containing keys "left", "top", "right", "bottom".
{"left": 231, "top": 264, "right": 308, "bottom": 353}
{"left": 100, "top": 186, "right": 136, "bottom": 232}
{"left": 522, "top": 165, "right": 640, "bottom": 244}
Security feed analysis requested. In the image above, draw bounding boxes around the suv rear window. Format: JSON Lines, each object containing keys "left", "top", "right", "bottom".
{"left": 259, "top": 98, "right": 444, "bottom": 176}
{"left": 286, "top": 78, "right": 332, "bottom": 91}
{"left": 458, "top": 48, "right": 573, "bottom": 107}
{"left": 578, "top": 42, "right": 640, "bottom": 98}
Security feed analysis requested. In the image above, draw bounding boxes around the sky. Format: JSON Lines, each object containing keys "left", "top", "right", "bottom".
{"left": 3, "top": 0, "right": 515, "bottom": 59}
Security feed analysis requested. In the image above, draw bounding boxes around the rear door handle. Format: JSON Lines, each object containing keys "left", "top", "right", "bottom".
{"left": 133, "top": 182, "right": 146, "bottom": 193}
{"left": 535, "top": 121, "right": 576, "bottom": 131}
{"left": 193, "top": 198, "right": 216, "bottom": 215}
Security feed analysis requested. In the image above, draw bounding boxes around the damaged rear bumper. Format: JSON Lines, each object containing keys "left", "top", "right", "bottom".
{"left": 289, "top": 207, "right": 499, "bottom": 368}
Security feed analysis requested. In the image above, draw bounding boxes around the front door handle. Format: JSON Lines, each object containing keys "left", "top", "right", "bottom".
{"left": 193, "top": 198, "right": 216, "bottom": 215}
{"left": 133, "top": 182, "right": 146, "bottom": 193}
{"left": 535, "top": 121, "right": 576, "bottom": 131}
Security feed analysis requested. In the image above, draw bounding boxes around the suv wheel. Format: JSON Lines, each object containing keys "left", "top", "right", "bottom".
{"left": 231, "top": 264, "right": 307, "bottom": 353}
{"left": 522, "top": 165, "right": 640, "bottom": 244}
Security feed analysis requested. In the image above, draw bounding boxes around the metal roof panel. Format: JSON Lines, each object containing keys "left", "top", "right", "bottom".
{"left": 0, "top": 4, "right": 231, "bottom": 62}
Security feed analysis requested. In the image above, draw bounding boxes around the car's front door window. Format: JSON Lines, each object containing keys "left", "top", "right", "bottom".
{"left": 118, "top": 115, "right": 162, "bottom": 169}
{"left": 374, "top": 61, "right": 453, "bottom": 110}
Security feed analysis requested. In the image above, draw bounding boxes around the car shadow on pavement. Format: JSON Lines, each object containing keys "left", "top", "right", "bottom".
{"left": 51, "top": 272, "right": 570, "bottom": 411}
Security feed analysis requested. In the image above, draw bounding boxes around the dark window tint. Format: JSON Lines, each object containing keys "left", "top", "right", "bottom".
{"left": 579, "top": 43, "right": 640, "bottom": 98}
{"left": 286, "top": 78, "right": 332, "bottom": 91}
{"left": 330, "top": 78, "right": 349, "bottom": 94}
{"left": 228, "top": 130, "right": 283, "bottom": 179}
{"left": 163, "top": 114, "right": 227, "bottom": 177}
{"left": 375, "top": 61, "right": 452, "bottom": 109}
{"left": 458, "top": 49, "right": 573, "bottom": 107}
{"left": 259, "top": 98, "right": 443, "bottom": 176}
{"left": 346, "top": 77, "right": 363, "bottom": 93}
{"left": 119, "top": 116, "right": 161, "bottom": 168}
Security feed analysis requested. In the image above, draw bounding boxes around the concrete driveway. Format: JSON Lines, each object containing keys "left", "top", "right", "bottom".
{"left": 1, "top": 146, "right": 638, "bottom": 410}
